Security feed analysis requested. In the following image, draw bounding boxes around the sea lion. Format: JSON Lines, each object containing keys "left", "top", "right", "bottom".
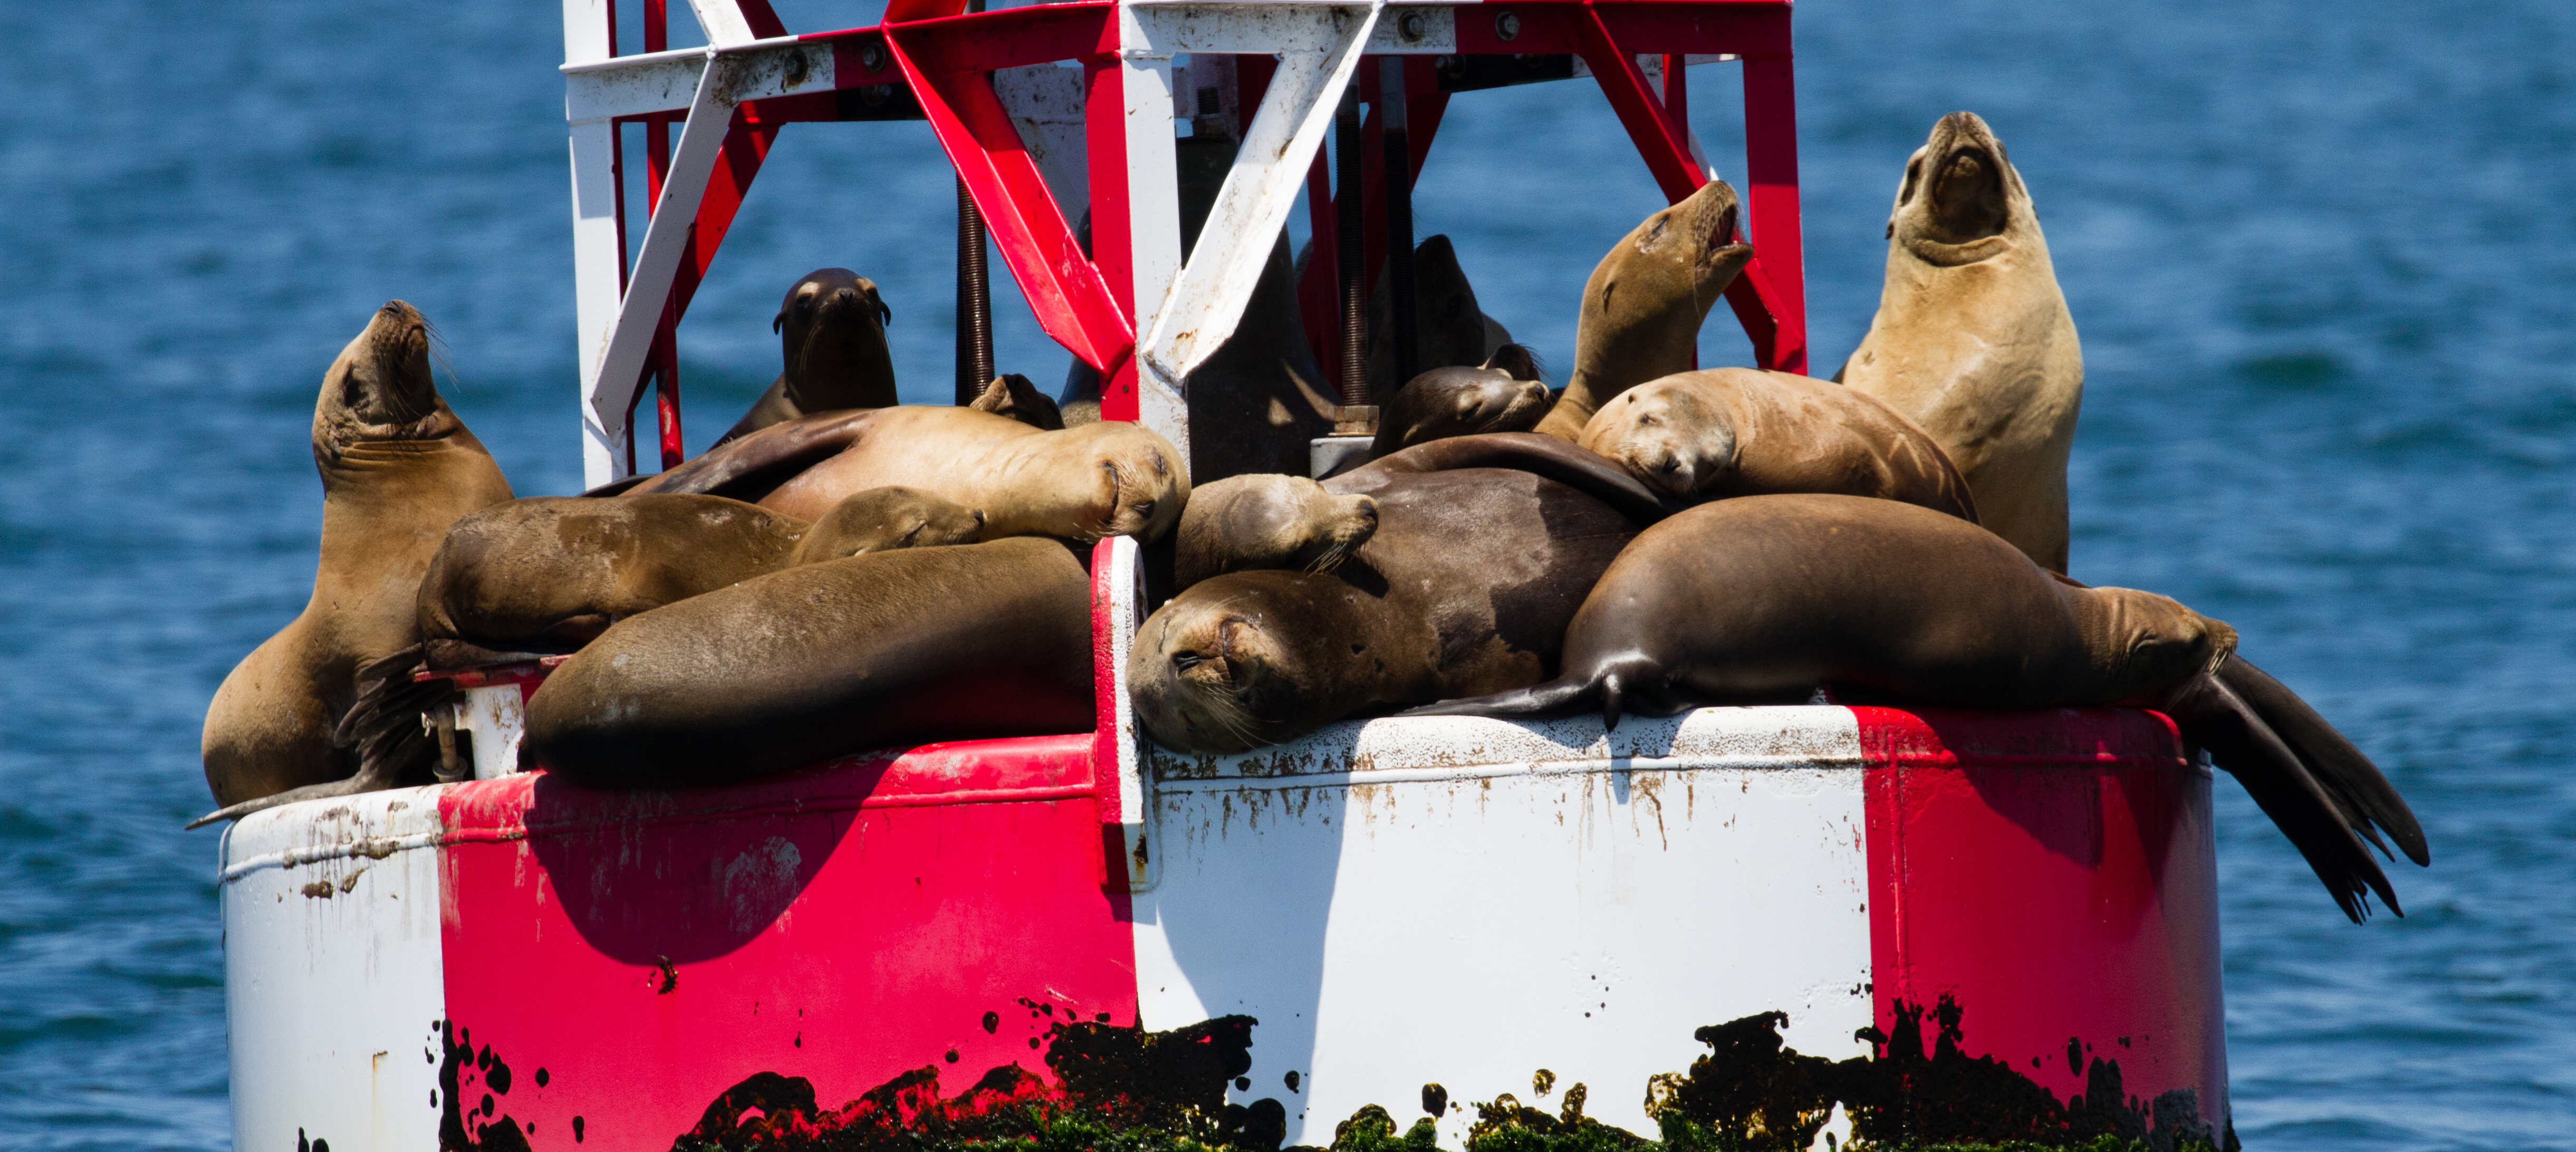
{"left": 197, "top": 301, "right": 515, "bottom": 814}
{"left": 524, "top": 537, "right": 1094, "bottom": 788}
{"left": 1361, "top": 234, "right": 1515, "bottom": 400}
{"left": 1406, "top": 493, "right": 2429, "bottom": 923}
{"left": 790, "top": 485, "right": 986, "bottom": 564}
{"left": 754, "top": 406, "right": 1186, "bottom": 543}
{"left": 1577, "top": 368, "right": 1977, "bottom": 519}
{"left": 1132, "top": 436, "right": 1676, "bottom": 754}
{"left": 1172, "top": 474, "right": 1379, "bottom": 589}
{"left": 1531, "top": 180, "right": 1754, "bottom": 440}
{"left": 1839, "top": 112, "right": 2082, "bottom": 572}
{"left": 1366, "top": 344, "right": 1552, "bottom": 461}
{"left": 714, "top": 268, "right": 897, "bottom": 446}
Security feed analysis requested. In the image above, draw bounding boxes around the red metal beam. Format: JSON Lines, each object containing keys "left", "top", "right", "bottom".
{"left": 1087, "top": 59, "right": 1139, "bottom": 421}
{"left": 887, "top": 9, "right": 1135, "bottom": 381}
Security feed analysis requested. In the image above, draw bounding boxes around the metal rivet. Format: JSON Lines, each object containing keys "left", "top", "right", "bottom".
{"left": 1398, "top": 11, "right": 1427, "bottom": 41}
{"left": 1495, "top": 10, "right": 1520, "bottom": 40}
{"left": 860, "top": 42, "right": 887, "bottom": 72}
{"left": 784, "top": 52, "right": 809, "bottom": 85}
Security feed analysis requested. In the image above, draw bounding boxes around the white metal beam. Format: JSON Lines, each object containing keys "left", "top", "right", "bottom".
{"left": 1137, "top": 2, "right": 1381, "bottom": 392}
{"left": 1117, "top": 3, "right": 1188, "bottom": 456}
{"left": 563, "top": 37, "right": 835, "bottom": 124}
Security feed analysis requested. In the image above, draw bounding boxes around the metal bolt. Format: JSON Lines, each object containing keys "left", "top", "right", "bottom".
{"left": 784, "top": 51, "right": 809, "bottom": 86}
{"left": 1398, "top": 11, "right": 1427, "bottom": 42}
{"left": 859, "top": 42, "right": 887, "bottom": 72}
{"left": 1495, "top": 10, "right": 1520, "bottom": 40}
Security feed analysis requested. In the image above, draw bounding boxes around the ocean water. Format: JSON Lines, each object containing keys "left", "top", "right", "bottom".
{"left": 2, "top": 0, "right": 2570, "bottom": 1147}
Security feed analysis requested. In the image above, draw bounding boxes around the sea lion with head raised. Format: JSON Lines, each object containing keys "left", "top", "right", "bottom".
{"left": 1407, "top": 493, "right": 2429, "bottom": 923}
{"left": 1531, "top": 180, "right": 1754, "bottom": 440}
{"left": 1133, "top": 435, "right": 1678, "bottom": 753}
{"left": 1364, "top": 345, "right": 1551, "bottom": 462}
{"left": 714, "top": 267, "right": 897, "bottom": 447}
{"left": 1839, "top": 112, "right": 2082, "bottom": 572}
{"left": 1362, "top": 234, "right": 1516, "bottom": 400}
{"left": 1578, "top": 368, "right": 1976, "bottom": 519}
{"left": 524, "top": 536, "right": 1094, "bottom": 788}
{"left": 754, "top": 406, "right": 1186, "bottom": 543}
{"left": 197, "top": 301, "right": 515, "bottom": 815}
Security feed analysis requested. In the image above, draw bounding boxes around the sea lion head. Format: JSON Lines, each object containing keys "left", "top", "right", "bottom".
{"left": 1579, "top": 375, "right": 1737, "bottom": 499}
{"left": 1065, "top": 421, "right": 1190, "bottom": 543}
{"left": 1373, "top": 345, "right": 1553, "bottom": 456}
{"left": 790, "top": 486, "right": 986, "bottom": 566}
{"left": 2083, "top": 587, "right": 2240, "bottom": 701}
{"left": 1888, "top": 112, "right": 2031, "bottom": 258}
{"left": 1582, "top": 180, "right": 1754, "bottom": 342}
{"left": 1174, "top": 474, "right": 1379, "bottom": 587}
{"left": 1130, "top": 572, "right": 1374, "bottom": 754}
{"left": 315, "top": 300, "right": 449, "bottom": 448}
{"left": 774, "top": 267, "right": 895, "bottom": 409}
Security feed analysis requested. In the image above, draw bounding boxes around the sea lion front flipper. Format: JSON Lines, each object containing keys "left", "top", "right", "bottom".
{"left": 2158, "top": 668, "right": 2401, "bottom": 923}
{"left": 970, "top": 373, "right": 1066, "bottom": 431}
{"left": 626, "top": 408, "right": 878, "bottom": 502}
{"left": 1335, "top": 433, "right": 1686, "bottom": 524}
{"left": 2218, "top": 657, "right": 2429, "bottom": 866}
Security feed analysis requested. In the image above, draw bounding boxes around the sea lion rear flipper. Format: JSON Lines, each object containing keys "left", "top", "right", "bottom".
{"left": 2219, "top": 657, "right": 2429, "bottom": 866}
{"left": 2159, "top": 669, "right": 2402, "bottom": 923}
{"left": 1335, "top": 433, "right": 1686, "bottom": 523}
{"left": 186, "top": 774, "right": 383, "bottom": 830}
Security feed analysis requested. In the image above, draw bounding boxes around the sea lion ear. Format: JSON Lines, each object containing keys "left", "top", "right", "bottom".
{"left": 867, "top": 286, "right": 891, "bottom": 327}
{"left": 773, "top": 311, "right": 786, "bottom": 334}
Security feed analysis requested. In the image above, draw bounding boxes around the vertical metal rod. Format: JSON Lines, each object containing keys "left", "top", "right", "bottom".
{"left": 1379, "top": 57, "right": 1418, "bottom": 388}
{"left": 954, "top": 0, "right": 994, "bottom": 405}
{"left": 956, "top": 177, "right": 994, "bottom": 403}
{"left": 1333, "top": 83, "right": 1367, "bottom": 408}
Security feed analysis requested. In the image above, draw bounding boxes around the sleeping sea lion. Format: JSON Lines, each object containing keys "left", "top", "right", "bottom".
{"left": 1839, "top": 112, "right": 2082, "bottom": 572}
{"left": 714, "top": 268, "right": 897, "bottom": 447}
{"left": 1531, "top": 180, "right": 1754, "bottom": 440}
{"left": 524, "top": 537, "right": 1094, "bottom": 788}
{"left": 1365, "top": 344, "right": 1552, "bottom": 461}
{"left": 197, "top": 301, "right": 515, "bottom": 815}
{"left": 1132, "top": 435, "right": 1677, "bottom": 755}
{"left": 1577, "top": 368, "right": 1977, "bottom": 519}
{"left": 753, "top": 407, "right": 1186, "bottom": 543}
{"left": 1406, "top": 493, "right": 2429, "bottom": 923}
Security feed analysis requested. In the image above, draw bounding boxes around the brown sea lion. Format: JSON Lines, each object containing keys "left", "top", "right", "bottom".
{"left": 196, "top": 301, "right": 515, "bottom": 817}
{"left": 1577, "top": 368, "right": 1977, "bottom": 520}
{"left": 1406, "top": 493, "right": 2429, "bottom": 923}
{"left": 714, "top": 268, "right": 897, "bottom": 447}
{"left": 524, "top": 537, "right": 1094, "bottom": 788}
{"left": 1172, "top": 474, "right": 1379, "bottom": 589}
{"left": 1361, "top": 234, "right": 1515, "bottom": 401}
{"left": 1531, "top": 180, "right": 1754, "bottom": 440}
{"left": 790, "top": 485, "right": 985, "bottom": 564}
{"left": 1366, "top": 344, "right": 1552, "bottom": 461}
{"left": 1839, "top": 112, "right": 2083, "bottom": 572}
{"left": 1132, "top": 436, "right": 1677, "bottom": 755}
{"left": 754, "top": 407, "right": 1186, "bottom": 543}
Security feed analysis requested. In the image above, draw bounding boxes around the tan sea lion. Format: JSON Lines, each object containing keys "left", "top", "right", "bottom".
{"left": 524, "top": 537, "right": 1094, "bottom": 788}
{"left": 1407, "top": 493, "right": 2429, "bottom": 923}
{"left": 754, "top": 406, "right": 1186, "bottom": 543}
{"left": 1361, "top": 234, "right": 1515, "bottom": 400}
{"left": 714, "top": 268, "right": 897, "bottom": 447}
{"left": 1132, "top": 436, "right": 1677, "bottom": 755}
{"left": 1366, "top": 344, "right": 1551, "bottom": 461}
{"left": 1839, "top": 112, "right": 2082, "bottom": 572}
{"left": 196, "top": 301, "right": 515, "bottom": 814}
{"left": 1577, "top": 368, "right": 1977, "bottom": 520}
{"left": 1531, "top": 180, "right": 1754, "bottom": 440}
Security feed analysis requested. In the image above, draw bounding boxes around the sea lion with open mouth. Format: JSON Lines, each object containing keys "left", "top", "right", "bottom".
{"left": 1532, "top": 180, "right": 1754, "bottom": 440}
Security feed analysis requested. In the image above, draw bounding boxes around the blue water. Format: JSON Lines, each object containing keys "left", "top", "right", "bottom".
{"left": 3, "top": 0, "right": 2570, "bottom": 1147}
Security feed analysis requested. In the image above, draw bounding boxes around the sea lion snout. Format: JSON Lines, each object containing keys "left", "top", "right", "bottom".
{"left": 326, "top": 300, "right": 441, "bottom": 434}
{"left": 1132, "top": 601, "right": 1286, "bottom": 754}
{"left": 1894, "top": 112, "right": 2017, "bottom": 245}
